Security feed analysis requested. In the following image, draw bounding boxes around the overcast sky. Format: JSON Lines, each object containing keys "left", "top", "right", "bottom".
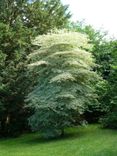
{"left": 61, "top": 0, "right": 117, "bottom": 38}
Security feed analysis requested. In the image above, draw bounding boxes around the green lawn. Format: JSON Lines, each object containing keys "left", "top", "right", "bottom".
{"left": 0, "top": 125, "right": 117, "bottom": 156}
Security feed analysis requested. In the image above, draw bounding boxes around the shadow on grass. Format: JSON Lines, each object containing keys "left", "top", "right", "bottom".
{"left": 94, "top": 149, "right": 117, "bottom": 156}
{"left": 23, "top": 128, "right": 85, "bottom": 145}
{"left": 0, "top": 125, "right": 99, "bottom": 146}
{"left": 0, "top": 126, "right": 87, "bottom": 147}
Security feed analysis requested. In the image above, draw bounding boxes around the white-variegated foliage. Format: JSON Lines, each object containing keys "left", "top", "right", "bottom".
{"left": 27, "top": 31, "right": 98, "bottom": 138}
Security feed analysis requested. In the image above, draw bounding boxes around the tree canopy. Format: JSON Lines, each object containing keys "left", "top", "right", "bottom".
{"left": 0, "top": 0, "right": 71, "bottom": 34}
{"left": 26, "top": 30, "right": 99, "bottom": 138}
{"left": 0, "top": 0, "right": 71, "bottom": 136}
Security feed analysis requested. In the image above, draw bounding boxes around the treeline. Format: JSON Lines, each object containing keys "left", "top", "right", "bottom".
{"left": 0, "top": 0, "right": 117, "bottom": 138}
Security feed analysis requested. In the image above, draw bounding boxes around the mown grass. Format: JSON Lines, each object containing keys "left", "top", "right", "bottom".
{"left": 0, "top": 124, "right": 117, "bottom": 156}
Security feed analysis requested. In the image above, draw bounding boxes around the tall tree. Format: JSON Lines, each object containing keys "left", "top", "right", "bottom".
{"left": 68, "top": 22, "right": 112, "bottom": 123}
{"left": 0, "top": 22, "right": 31, "bottom": 136}
{"left": 101, "top": 41, "right": 117, "bottom": 128}
{"left": 0, "top": 0, "right": 71, "bottom": 34}
{"left": 26, "top": 30, "right": 99, "bottom": 138}
{"left": 0, "top": 0, "right": 71, "bottom": 136}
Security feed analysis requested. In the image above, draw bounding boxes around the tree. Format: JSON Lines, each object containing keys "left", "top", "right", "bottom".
{"left": 26, "top": 30, "right": 99, "bottom": 138}
{"left": 68, "top": 22, "right": 112, "bottom": 123}
{"left": 0, "top": 0, "right": 71, "bottom": 136}
{"left": 23, "top": 0, "right": 71, "bottom": 34}
{"left": 0, "top": 0, "right": 71, "bottom": 35}
{"left": 68, "top": 21, "right": 110, "bottom": 78}
{"left": 101, "top": 41, "right": 117, "bottom": 129}
{"left": 0, "top": 22, "right": 31, "bottom": 136}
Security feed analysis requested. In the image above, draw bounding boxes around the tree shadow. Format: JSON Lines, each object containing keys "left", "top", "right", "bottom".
{"left": 23, "top": 128, "right": 86, "bottom": 145}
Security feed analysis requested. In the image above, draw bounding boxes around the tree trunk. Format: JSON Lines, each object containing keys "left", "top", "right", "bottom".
{"left": 60, "top": 129, "right": 64, "bottom": 137}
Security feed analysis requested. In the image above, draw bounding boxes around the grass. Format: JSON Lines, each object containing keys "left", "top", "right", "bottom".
{"left": 0, "top": 124, "right": 117, "bottom": 156}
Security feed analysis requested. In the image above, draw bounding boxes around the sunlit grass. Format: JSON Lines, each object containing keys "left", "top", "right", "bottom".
{"left": 0, "top": 125, "right": 117, "bottom": 156}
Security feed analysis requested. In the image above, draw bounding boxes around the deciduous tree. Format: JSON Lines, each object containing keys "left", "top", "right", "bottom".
{"left": 26, "top": 30, "right": 99, "bottom": 138}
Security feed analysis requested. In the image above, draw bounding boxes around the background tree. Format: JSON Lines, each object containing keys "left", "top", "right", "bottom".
{"left": 0, "top": 22, "right": 32, "bottom": 136}
{"left": 0, "top": 0, "right": 71, "bottom": 35}
{"left": 0, "top": 0, "right": 70, "bottom": 137}
{"left": 68, "top": 22, "right": 113, "bottom": 123}
{"left": 24, "top": 0, "right": 71, "bottom": 34}
{"left": 26, "top": 30, "right": 99, "bottom": 138}
{"left": 101, "top": 41, "right": 117, "bottom": 128}
{"left": 68, "top": 21, "right": 111, "bottom": 78}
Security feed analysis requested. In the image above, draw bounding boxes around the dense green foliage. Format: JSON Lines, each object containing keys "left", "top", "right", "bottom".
{"left": 0, "top": 21, "right": 32, "bottom": 136}
{"left": 100, "top": 41, "right": 117, "bottom": 128}
{"left": 68, "top": 22, "right": 113, "bottom": 122}
{"left": 68, "top": 22, "right": 111, "bottom": 78}
{"left": 26, "top": 31, "right": 99, "bottom": 138}
{"left": 69, "top": 22, "right": 117, "bottom": 128}
{"left": 0, "top": 0, "right": 70, "bottom": 137}
{"left": 0, "top": 125, "right": 117, "bottom": 156}
{"left": 0, "top": 0, "right": 71, "bottom": 34}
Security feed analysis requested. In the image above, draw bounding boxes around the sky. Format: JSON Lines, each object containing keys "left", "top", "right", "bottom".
{"left": 61, "top": 0, "right": 117, "bottom": 38}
